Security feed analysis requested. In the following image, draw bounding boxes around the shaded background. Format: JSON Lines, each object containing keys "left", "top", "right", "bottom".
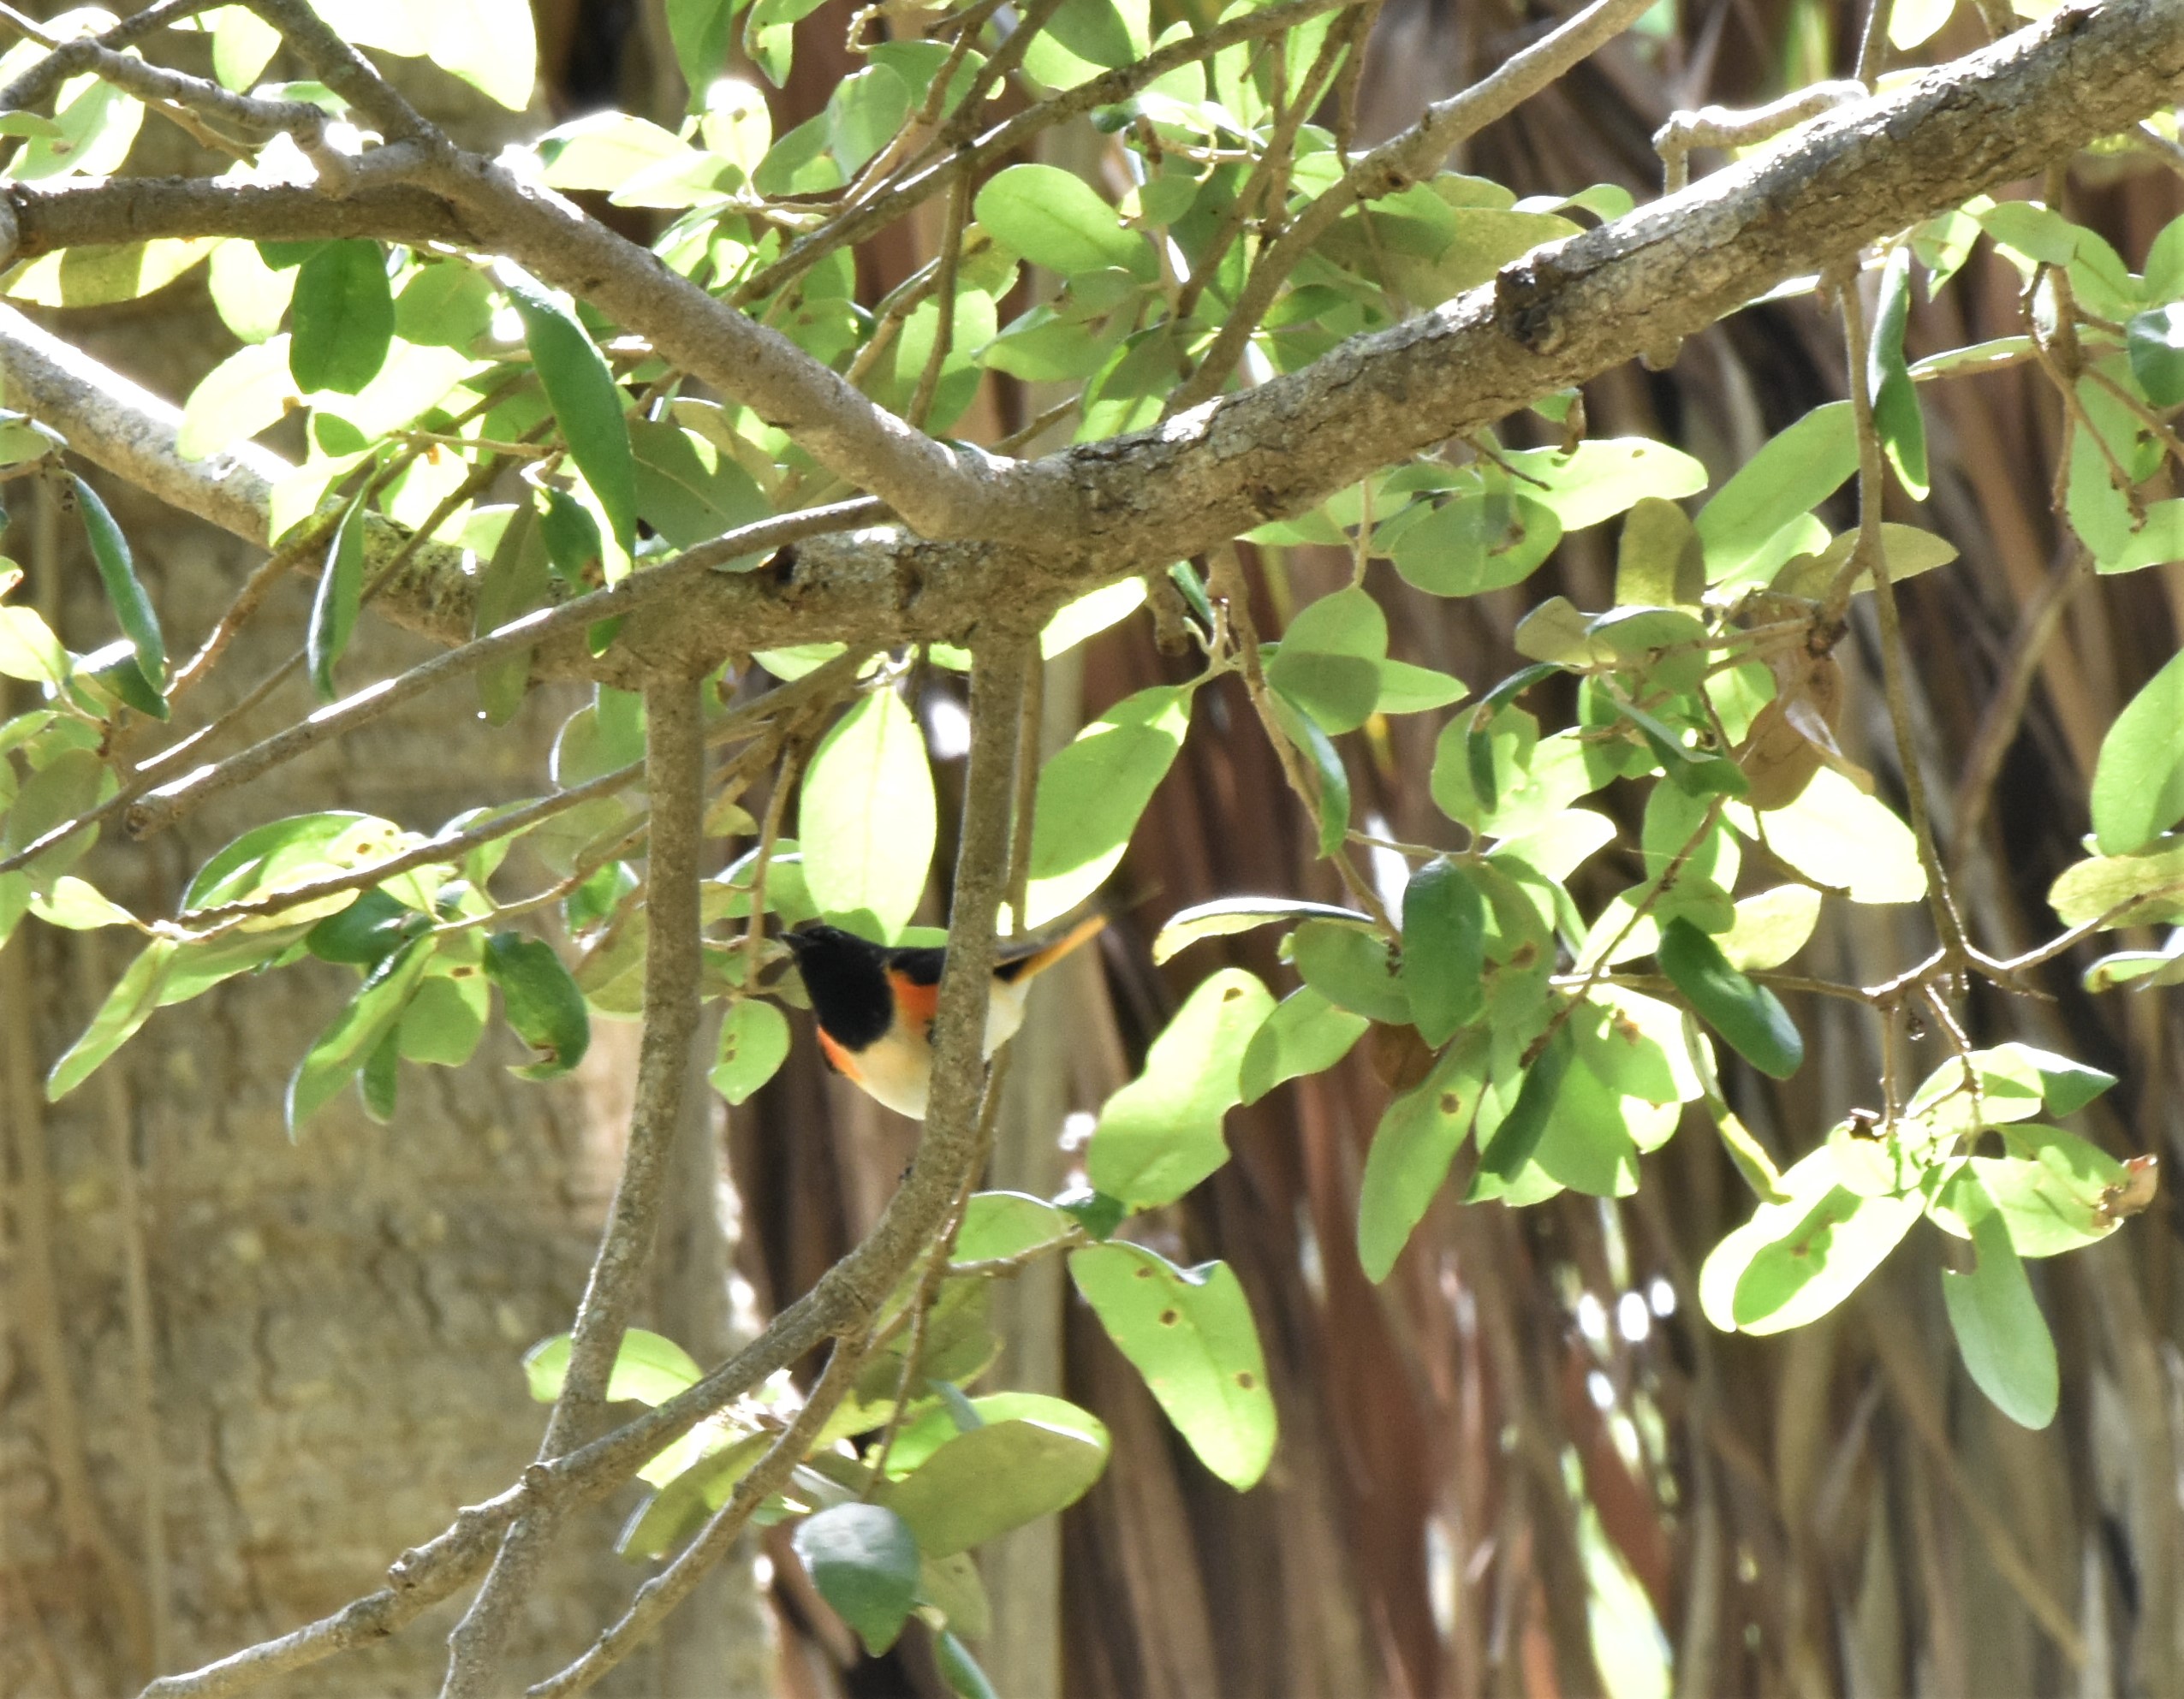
{"left": 4, "top": 0, "right": 2182, "bottom": 1695}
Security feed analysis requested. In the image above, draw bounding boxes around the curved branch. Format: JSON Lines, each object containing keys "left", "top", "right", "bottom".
{"left": 5, "top": 0, "right": 2179, "bottom": 686}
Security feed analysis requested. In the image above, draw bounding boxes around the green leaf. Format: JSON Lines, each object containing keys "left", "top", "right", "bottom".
{"left": 1400, "top": 856, "right": 1485, "bottom": 1046}
{"left": 522, "top": 1326, "right": 703, "bottom": 1405}
{"left": 73, "top": 478, "right": 164, "bottom": 692}
{"left": 2127, "top": 303, "right": 2184, "bottom": 407}
{"left": 1471, "top": 1021, "right": 1574, "bottom": 1184}
{"left": 288, "top": 241, "right": 394, "bottom": 396}
{"left": 1716, "top": 885, "right": 1823, "bottom": 971}
{"left": 886, "top": 1417, "right": 1108, "bottom": 1555}
{"left": 0, "top": 603, "right": 68, "bottom": 688}
{"left": 1940, "top": 1178, "right": 2059, "bottom": 1429}
{"left": 1268, "top": 690, "right": 1352, "bottom": 858}
{"left": 1265, "top": 588, "right": 1387, "bottom": 734}
{"left": 1237, "top": 984, "right": 1367, "bottom": 1103}
{"left": 483, "top": 931, "right": 591, "bottom": 1079}
{"left": 306, "top": 491, "right": 367, "bottom": 703}
{"left": 1699, "top": 1149, "right": 1920, "bottom": 1334}
{"left": 1889, "top": 0, "right": 1955, "bottom": 50}
{"left": 1375, "top": 659, "right": 1467, "bottom": 715}
{"left": 1151, "top": 896, "right": 1372, "bottom": 964}
{"left": 392, "top": 262, "right": 495, "bottom": 349}
{"left": 628, "top": 419, "right": 768, "bottom": 550}
{"left": 47, "top": 939, "right": 177, "bottom": 1102}
{"left": 1969, "top": 1124, "right": 2128, "bottom": 1256}
{"left": 973, "top": 163, "right": 1150, "bottom": 278}
{"left": 1491, "top": 439, "right": 1706, "bottom": 531}
{"left": 1866, "top": 247, "right": 1930, "bottom": 497}
{"left": 1068, "top": 1242, "right": 1276, "bottom": 1489}
{"left": 667, "top": 0, "right": 737, "bottom": 98}
{"left": 1724, "top": 768, "right": 1926, "bottom": 906}
{"left": 880, "top": 1392, "right": 1105, "bottom": 1479}
{"left": 178, "top": 339, "right": 298, "bottom": 460}
{"left": 1359, "top": 1027, "right": 1489, "bottom": 1280}
{"left": 25, "top": 876, "right": 134, "bottom": 931}
{"left": 398, "top": 973, "right": 487, "bottom": 1066}
{"left": 955, "top": 1191, "right": 1073, "bottom": 1262}
{"left": 288, "top": 940, "right": 433, "bottom": 1133}
{"left": 1390, "top": 490, "right": 1562, "bottom": 597}
{"left": 305, "top": 887, "right": 425, "bottom": 965}
{"left": 2091, "top": 646, "right": 2184, "bottom": 855}
{"left": 828, "top": 64, "right": 909, "bottom": 176}
{"left": 1024, "top": 685, "right": 1188, "bottom": 926}
{"left": 793, "top": 1504, "right": 921, "bottom": 1656}
{"left": 184, "top": 811, "right": 414, "bottom": 918}
{"left": 1291, "top": 919, "right": 1407, "bottom": 1025}
{"left": 2049, "top": 837, "right": 2184, "bottom": 929}
{"left": 710, "top": 997, "right": 790, "bottom": 1104}
{"left": 1658, "top": 918, "right": 1802, "bottom": 1078}
{"left": 1041, "top": 579, "right": 1146, "bottom": 657}
{"left": 507, "top": 271, "right": 639, "bottom": 555}
{"left": 1086, "top": 968, "right": 1272, "bottom": 1207}
{"left": 799, "top": 690, "right": 936, "bottom": 942}
{"left": 1694, "top": 402, "right": 1857, "bottom": 583}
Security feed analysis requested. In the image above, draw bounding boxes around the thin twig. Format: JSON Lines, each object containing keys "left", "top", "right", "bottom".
{"left": 1832, "top": 263, "right": 1970, "bottom": 970}
{"left": 116, "top": 502, "right": 884, "bottom": 844}
{"left": 1168, "top": 0, "right": 1655, "bottom": 413}
{"left": 522, "top": 1336, "right": 874, "bottom": 1699}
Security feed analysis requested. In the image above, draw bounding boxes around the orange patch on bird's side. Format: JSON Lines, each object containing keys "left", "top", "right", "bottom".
{"left": 817, "top": 1028, "right": 863, "bottom": 1081}
{"left": 888, "top": 971, "right": 941, "bottom": 1034}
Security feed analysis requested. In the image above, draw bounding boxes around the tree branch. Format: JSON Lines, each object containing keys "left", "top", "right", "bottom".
{"left": 1, "top": 0, "right": 2169, "bottom": 696}
{"left": 439, "top": 672, "right": 708, "bottom": 1698}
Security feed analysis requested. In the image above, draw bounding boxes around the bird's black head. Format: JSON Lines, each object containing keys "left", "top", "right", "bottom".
{"left": 783, "top": 924, "right": 894, "bottom": 1049}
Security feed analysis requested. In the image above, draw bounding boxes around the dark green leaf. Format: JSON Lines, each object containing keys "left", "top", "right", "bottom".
{"left": 288, "top": 241, "right": 394, "bottom": 395}
{"left": 1658, "top": 918, "right": 1803, "bottom": 1078}
{"left": 1866, "top": 246, "right": 1930, "bottom": 498}
{"left": 473, "top": 500, "right": 552, "bottom": 726}
{"left": 2127, "top": 303, "right": 2184, "bottom": 407}
{"left": 537, "top": 485, "right": 604, "bottom": 588}
{"left": 306, "top": 491, "right": 367, "bottom": 702}
{"left": 483, "top": 931, "right": 591, "bottom": 1078}
{"left": 1399, "top": 857, "right": 1484, "bottom": 1046}
{"left": 507, "top": 271, "right": 639, "bottom": 553}
{"left": 1471, "top": 1021, "right": 1574, "bottom": 1183}
{"left": 793, "top": 1503, "right": 922, "bottom": 1655}
{"left": 628, "top": 417, "right": 765, "bottom": 549}
{"left": 1268, "top": 689, "right": 1352, "bottom": 858}
{"left": 288, "top": 940, "right": 432, "bottom": 1134}
{"left": 304, "top": 888, "right": 425, "bottom": 965}
{"left": 73, "top": 477, "right": 164, "bottom": 692}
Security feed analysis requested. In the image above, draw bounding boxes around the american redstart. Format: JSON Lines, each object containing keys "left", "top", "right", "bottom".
{"left": 782, "top": 916, "right": 1106, "bottom": 1119}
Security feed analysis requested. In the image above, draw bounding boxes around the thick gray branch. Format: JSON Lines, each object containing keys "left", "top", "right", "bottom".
{"left": 4, "top": 0, "right": 2179, "bottom": 680}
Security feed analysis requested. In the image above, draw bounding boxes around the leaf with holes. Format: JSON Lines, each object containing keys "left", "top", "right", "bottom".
{"left": 1068, "top": 1241, "right": 1276, "bottom": 1488}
